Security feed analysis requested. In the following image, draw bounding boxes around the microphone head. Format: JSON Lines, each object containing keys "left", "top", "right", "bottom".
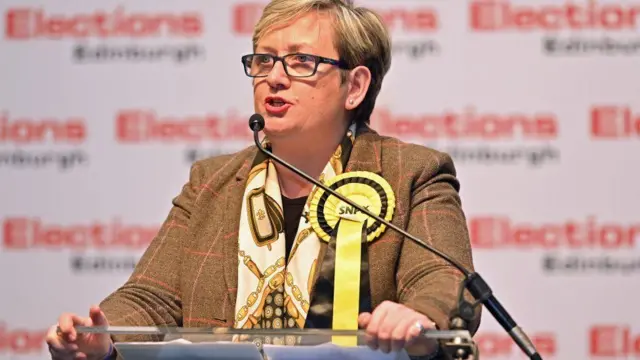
{"left": 249, "top": 113, "right": 265, "bottom": 132}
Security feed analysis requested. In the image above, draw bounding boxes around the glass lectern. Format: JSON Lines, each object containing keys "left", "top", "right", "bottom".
{"left": 73, "top": 326, "right": 477, "bottom": 360}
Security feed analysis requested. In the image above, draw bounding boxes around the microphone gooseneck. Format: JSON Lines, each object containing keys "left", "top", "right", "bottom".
{"left": 248, "top": 113, "right": 542, "bottom": 360}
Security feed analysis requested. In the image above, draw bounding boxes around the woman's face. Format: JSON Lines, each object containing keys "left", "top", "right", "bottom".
{"left": 252, "top": 12, "right": 349, "bottom": 142}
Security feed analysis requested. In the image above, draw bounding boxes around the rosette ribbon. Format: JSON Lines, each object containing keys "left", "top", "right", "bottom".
{"left": 306, "top": 171, "right": 396, "bottom": 346}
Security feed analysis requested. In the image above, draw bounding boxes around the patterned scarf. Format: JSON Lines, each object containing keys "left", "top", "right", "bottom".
{"left": 233, "top": 123, "right": 360, "bottom": 342}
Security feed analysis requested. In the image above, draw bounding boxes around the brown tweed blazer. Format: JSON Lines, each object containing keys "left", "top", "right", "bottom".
{"left": 100, "top": 125, "right": 481, "bottom": 343}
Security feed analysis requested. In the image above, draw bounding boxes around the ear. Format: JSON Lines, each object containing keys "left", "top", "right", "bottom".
{"left": 344, "top": 65, "right": 371, "bottom": 111}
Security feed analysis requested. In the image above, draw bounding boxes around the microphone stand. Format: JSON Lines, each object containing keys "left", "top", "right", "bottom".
{"left": 249, "top": 115, "right": 542, "bottom": 360}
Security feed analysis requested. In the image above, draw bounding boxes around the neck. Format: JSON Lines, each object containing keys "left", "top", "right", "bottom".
{"left": 270, "top": 127, "right": 348, "bottom": 199}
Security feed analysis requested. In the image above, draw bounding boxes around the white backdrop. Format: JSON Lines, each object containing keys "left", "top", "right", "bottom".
{"left": 1, "top": 0, "right": 639, "bottom": 359}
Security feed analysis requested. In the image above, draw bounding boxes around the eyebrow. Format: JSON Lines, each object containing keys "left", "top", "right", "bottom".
{"left": 256, "top": 43, "right": 315, "bottom": 54}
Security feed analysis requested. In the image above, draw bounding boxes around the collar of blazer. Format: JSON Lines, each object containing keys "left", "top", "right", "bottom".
{"left": 233, "top": 123, "right": 384, "bottom": 184}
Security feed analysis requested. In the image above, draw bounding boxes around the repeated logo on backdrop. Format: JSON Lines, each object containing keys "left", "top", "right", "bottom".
{"left": 0, "top": 111, "right": 88, "bottom": 170}
{"left": 369, "top": 107, "right": 560, "bottom": 167}
{"left": 0, "top": 322, "right": 47, "bottom": 356}
{"left": 114, "top": 109, "right": 254, "bottom": 164}
{"left": 1, "top": 217, "right": 158, "bottom": 273}
{"left": 591, "top": 105, "right": 640, "bottom": 139}
{"left": 374, "top": 6, "right": 440, "bottom": 59}
{"left": 3, "top": 6, "right": 206, "bottom": 64}
{"left": 469, "top": 216, "right": 640, "bottom": 275}
{"left": 474, "top": 331, "right": 557, "bottom": 358}
{"left": 470, "top": 0, "right": 640, "bottom": 56}
{"left": 590, "top": 325, "right": 640, "bottom": 357}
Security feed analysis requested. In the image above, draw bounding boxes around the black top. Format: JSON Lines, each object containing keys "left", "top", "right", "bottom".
{"left": 282, "top": 195, "right": 307, "bottom": 261}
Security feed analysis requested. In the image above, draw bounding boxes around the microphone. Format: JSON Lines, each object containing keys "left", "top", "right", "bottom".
{"left": 248, "top": 113, "right": 543, "bottom": 360}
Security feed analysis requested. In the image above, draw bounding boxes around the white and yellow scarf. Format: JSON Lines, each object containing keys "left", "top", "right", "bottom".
{"left": 233, "top": 123, "right": 357, "bottom": 337}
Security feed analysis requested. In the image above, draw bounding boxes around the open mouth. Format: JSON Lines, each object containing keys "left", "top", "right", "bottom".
{"left": 267, "top": 98, "right": 287, "bottom": 107}
{"left": 265, "top": 97, "right": 291, "bottom": 115}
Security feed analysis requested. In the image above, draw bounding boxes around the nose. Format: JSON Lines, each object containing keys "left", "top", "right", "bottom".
{"left": 265, "top": 60, "right": 290, "bottom": 90}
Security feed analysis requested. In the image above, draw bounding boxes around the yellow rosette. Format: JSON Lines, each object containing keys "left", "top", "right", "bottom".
{"left": 308, "top": 171, "right": 396, "bottom": 346}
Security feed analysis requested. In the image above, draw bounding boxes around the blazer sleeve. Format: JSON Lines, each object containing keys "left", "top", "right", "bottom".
{"left": 396, "top": 151, "right": 482, "bottom": 334}
{"left": 99, "top": 161, "right": 205, "bottom": 343}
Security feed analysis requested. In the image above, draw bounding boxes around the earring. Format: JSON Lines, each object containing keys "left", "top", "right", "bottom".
{"left": 349, "top": 99, "right": 354, "bottom": 105}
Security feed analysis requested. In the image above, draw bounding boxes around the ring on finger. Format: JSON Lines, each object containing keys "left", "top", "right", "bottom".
{"left": 413, "top": 321, "right": 425, "bottom": 335}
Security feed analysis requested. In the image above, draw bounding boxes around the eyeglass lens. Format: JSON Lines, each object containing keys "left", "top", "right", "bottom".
{"left": 244, "top": 54, "right": 317, "bottom": 77}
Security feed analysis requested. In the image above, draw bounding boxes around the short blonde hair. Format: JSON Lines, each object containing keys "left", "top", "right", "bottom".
{"left": 253, "top": 0, "right": 392, "bottom": 125}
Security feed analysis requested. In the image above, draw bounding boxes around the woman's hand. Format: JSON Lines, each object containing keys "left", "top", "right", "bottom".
{"left": 45, "top": 305, "right": 113, "bottom": 360}
{"left": 358, "top": 301, "right": 439, "bottom": 356}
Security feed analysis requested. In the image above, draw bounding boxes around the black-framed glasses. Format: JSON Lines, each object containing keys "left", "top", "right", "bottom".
{"left": 241, "top": 53, "right": 349, "bottom": 78}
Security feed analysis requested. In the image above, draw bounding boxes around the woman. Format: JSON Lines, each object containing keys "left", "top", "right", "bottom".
{"left": 46, "top": 0, "right": 480, "bottom": 359}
